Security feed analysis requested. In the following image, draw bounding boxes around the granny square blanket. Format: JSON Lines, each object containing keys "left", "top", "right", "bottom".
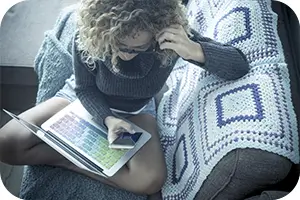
{"left": 157, "top": 0, "right": 299, "bottom": 199}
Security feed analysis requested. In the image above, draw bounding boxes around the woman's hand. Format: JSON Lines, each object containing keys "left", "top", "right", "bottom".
{"left": 104, "top": 116, "right": 135, "bottom": 145}
{"left": 156, "top": 25, "right": 205, "bottom": 63}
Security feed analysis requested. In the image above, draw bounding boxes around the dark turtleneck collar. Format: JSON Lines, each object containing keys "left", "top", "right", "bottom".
{"left": 102, "top": 54, "right": 157, "bottom": 79}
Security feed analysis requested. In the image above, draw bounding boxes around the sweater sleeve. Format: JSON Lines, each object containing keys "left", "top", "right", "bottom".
{"left": 185, "top": 29, "right": 250, "bottom": 80}
{"left": 72, "top": 36, "right": 113, "bottom": 127}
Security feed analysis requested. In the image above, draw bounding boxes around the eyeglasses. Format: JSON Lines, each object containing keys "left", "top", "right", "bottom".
{"left": 118, "top": 41, "right": 159, "bottom": 54}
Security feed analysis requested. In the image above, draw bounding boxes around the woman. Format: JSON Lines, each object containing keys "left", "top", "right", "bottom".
{"left": 0, "top": 0, "right": 249, "bottom": 195}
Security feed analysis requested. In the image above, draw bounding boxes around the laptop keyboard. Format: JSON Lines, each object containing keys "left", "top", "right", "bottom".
{"left": 50, "top": 112, "right": 128, "bottom": 169}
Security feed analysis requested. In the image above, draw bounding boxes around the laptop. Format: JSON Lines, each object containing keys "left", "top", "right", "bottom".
{"left": 3, "top": 99, "right": 151, "bottom": 177}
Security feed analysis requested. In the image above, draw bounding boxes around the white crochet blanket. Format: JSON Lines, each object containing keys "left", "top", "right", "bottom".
{"left": 157, "top": 0, "right": 299, "bottom": 199}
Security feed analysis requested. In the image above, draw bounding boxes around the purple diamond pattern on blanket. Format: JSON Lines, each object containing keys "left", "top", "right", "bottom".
{"left": 172, "top": 134, "right": 188, "bottom": 184}
{"left": 190, "top": 0, "right": 285, "bottom": 67}
{"left": 197, "top": 65, "right": 297, "bottom": 164}
{"left": 214, "top": 7, "right": 252, "bottom": 45}
{"left": 160, "top": 106, "right": 201, "bottom": 200}
{"left": 215, "top": 84, "right": 264, "bottom": 128}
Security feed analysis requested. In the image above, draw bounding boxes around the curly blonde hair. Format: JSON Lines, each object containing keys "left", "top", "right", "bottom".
{"left": 76, "top": 0, "right": 189, "bottom": 69}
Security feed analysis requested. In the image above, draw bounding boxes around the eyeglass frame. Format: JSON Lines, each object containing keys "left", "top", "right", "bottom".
{"left": 118, "top": 40, "right": 160, "bottom": 54}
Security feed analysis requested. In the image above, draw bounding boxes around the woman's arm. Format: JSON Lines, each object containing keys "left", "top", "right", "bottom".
{"left": 185, "top": 29, "right": 249, "bottom": 80}
{"left": 157, "top": 25, "right": 250, "bottom": 80}
{"left": 72, "top": 35, "right": 113, "bottom": 127}
{"left": 73, "top": 35, "right": 138, "bottom": 144}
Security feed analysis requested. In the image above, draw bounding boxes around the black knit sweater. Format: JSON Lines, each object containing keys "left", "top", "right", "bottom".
{"left": 73, "top": 31, "right": 249, "bottom": 125}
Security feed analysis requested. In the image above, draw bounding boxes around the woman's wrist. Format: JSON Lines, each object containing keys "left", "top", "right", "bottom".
{"left": 188, "top": 41, "right": 206, "bottom": 63}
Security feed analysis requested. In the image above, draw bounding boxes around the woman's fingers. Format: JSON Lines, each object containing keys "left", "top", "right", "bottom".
{"left": 156, "top": 25, "right": 188, "bottom": 47}
{"left": 159, "top": 41, "right": 178, "bottom": 51}
{"left": 107, "top": 130, "right": 119, "bottom": 144}
{"left": 157, "top": 31, "right": 178, "bottom": 45}
{"left": 118, "top": 120, "right": 135, "bottom": 134}
{"left": 106, "top": 117, "right": 136, "bottom": 145}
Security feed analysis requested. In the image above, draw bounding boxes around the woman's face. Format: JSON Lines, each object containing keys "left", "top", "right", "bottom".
{"left": 117, "top": 31, "right": 153, "bottom": 61}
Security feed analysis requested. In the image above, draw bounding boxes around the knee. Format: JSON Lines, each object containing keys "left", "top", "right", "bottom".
{"left": 0, "top": 128, "right": 12, "bottom": 163}
{"left": 134, "top": 167, "right": 167, "bottom": 195}
{"left": 0, "top": 127, "right": 22, "bottom": 164}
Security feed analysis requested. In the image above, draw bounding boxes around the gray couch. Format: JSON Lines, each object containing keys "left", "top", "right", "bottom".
{"left": 0, "top": 0, "right": 299, "bottom": 199}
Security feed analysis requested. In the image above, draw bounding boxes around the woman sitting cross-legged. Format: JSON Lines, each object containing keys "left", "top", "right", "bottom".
{"left": 0, "top": 0, "right": 249, "bottom": 195}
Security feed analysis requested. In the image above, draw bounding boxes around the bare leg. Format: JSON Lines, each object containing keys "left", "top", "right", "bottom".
{"left": 0, "top": 97, "right": 166, "bottom": 195}
{"left": 107, "top": 113, "right": 167, "bottom": 194}
{"left": 0, "top": 97, "right": 70, "bottom": 165}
